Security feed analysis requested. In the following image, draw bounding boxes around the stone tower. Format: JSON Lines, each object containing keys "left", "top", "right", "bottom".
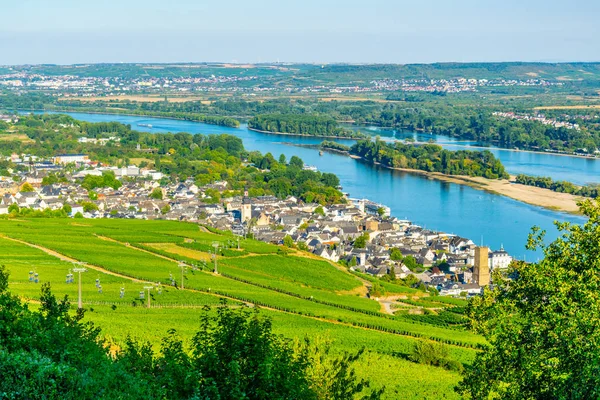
{"left": 241, "top": 188, "right": 252, "bottom": 222}
{"left": 473, "top": 246, "right": 490, "bottom": 286}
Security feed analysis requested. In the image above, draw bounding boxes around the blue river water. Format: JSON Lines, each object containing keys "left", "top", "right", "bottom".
{"left": 39, "top": 111, "right": 590, "bottom": 260}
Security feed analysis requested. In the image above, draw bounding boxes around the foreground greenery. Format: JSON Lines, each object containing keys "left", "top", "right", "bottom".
{"left": 458, "top": 199, "right": 600, "bottom": 398}
{"left": 0, "top": 267, "right": 382, "bottom": 399}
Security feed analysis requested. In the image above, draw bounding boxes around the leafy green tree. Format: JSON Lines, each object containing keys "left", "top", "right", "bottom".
{"left": 387, "top": 266, "right": 396, "bottom": 281}
{"left": 283, "top": 235, "right": 295, "bottom": 248}
{"left": 150, "top": 187, "right": 163, "bottom": 200}
{"left": 314, "top": 206, "right": 325, "bottom": 216}
{"left": 278, "top": 154, "right": 287, "bottom": 164}
{"left": 8, "top": 204, "right": 19, "bottom": 214}
{"left": 402, "top": 255, "right": 420, "bottom": 271}
{"left": 289, "top": 155, "right": 304, "bottom": 169}
{"left": 80, "top": 202, "right": 98, "bottom": 212}
{"left": 191, "top": 303, "right": 313, "bottom": 399}
{"left": 390, "top": 248, "right": 403, "bottom": 261}
{"left": 62, "top": 204, "right": 72, "bottom": 214}
{"left": 297, "top": 336, "right": 384, "bottom": 400}
{"left": 457, "top": 199, "right": 600, "bottom": 399}
{"left": 20, "top": 182, "right": 34, "bottom": 192}
{"left": 161, "top": 205, "right": 171, "bottom": 215}
{"left": 353, "top": 232, "right": 369, "bottom": 249}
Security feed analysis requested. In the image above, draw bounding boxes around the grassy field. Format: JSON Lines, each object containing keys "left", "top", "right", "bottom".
{"left": 0, "top": 217, "right": 480, "bottom": 398}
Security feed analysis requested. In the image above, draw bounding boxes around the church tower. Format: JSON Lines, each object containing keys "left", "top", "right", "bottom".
{"left": 241, "top": 188, "right": 252, "bottom": 222}
{"left": 473, "top": 246, "right": 490, "bottom": 286}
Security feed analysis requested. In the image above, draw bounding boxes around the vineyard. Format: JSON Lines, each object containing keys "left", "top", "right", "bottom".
{"left": 0, "top": 218, "right": 483, "bottom": 399}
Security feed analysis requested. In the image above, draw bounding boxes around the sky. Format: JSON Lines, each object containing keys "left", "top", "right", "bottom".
{"left": 1, "top": 0, "right": 599, "bottom": 65}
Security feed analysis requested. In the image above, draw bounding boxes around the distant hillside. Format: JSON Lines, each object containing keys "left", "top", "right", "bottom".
{"left": 5, "top": 62, "right": 600, "bottom": 84}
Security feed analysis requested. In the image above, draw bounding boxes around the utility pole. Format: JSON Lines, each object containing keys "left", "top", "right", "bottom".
{"left": 178, "top": 263, "right": 186, "bottom": 289}
{"left": 212, "top": 242, "right": 220, "bottom": 274}
{"left": 72, "top": 262, "right": 88, "bottom": 309}
{"left": 143, "top": 285, "right": 153, "bottom": 308}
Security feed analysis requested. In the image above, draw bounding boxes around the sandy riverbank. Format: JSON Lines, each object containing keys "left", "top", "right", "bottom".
{"left": 347, "top": 155, "right": 583, "bottom": 214}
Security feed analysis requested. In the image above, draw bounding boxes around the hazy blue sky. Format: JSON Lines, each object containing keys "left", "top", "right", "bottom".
{"left": 1, "top": 0, "right": 599, "bottom": 64}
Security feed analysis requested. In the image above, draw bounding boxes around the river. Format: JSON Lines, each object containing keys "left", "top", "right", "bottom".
{"left": 37, "top": 111, "right": 589, "bottom": 260}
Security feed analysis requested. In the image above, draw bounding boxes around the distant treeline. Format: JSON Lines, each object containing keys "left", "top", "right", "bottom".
{"left": 248, "top": 114, "right": 365, "bottom": 138}
{"left": 71, "top": 108, "right": 240, "bottom": 128}
{"left": 515, "top": 174, "right": 599, "bottom": 198}
{"left": 322, "top": 139, "right": 509, "bottom": 179}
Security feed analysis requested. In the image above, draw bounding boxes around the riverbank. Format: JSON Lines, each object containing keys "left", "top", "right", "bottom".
{"left": 345, "top": 155, "right": 582, "bottom": 214}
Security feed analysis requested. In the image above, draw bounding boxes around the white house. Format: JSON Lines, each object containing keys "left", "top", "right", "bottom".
{"left": 489, "top": 246, "right": 513, "bottom": 269}
{"left": 53, "top": 154, "right": 89, "bottom": 165}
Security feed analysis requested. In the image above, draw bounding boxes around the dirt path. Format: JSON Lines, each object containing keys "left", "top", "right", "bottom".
{"left": 0, "top": 235, "right": 146, "bottom": 283}
{"left": 95, "top": 235, "right": 182, "bottom": 264}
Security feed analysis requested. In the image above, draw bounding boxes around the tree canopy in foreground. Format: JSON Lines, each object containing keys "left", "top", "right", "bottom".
{"left": 0, "top": 267, "right": 383, "bottom": 399}
{"left": 457, "top": 199, "right": 600, "bottom": 399}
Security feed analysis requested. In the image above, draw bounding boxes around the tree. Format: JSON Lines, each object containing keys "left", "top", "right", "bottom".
{"left": 150, "top": 187, "right": 163, "bottom": 200}
{"left": 376, "top": 207, "right": 385, "bottom": 217}
{"left": 314, "top": 206, "right": 325, "bottom": 216}
{"left": 289, "top": 155, "right": 304, "bottom": 169}
{"left": 20, "top": 182, "right": 34, "bottom": 192}
{"left": 457, "top": 199, "right": 600, "bottom": 399}
{"left": 390, "top": 248, "right": 403, "bottom": 261}
{"left": 348, "top": 256, "right": 357, "bottom": 267}
{"left": 387, "top": 266, "right": 396, "bottom": 281}
{"left": 62, "top": 204, "right": 72, "bottom": 214}
{"left": 402, "top": 256, "right": 420, "bottom": 271}
{"left": 161, "top": 205, "right": 171, "bottom": 215}
{"left": 191, "top": 302, "right": 313, "bottom": 398}
{"left": 279, "top": 154, "right": 287, "bottom": 164}
{"left": 353, "top": 233, "right": 369, "bottom": 249}
{"left": 283, "top": 235, "right": 295, "bottom": 248}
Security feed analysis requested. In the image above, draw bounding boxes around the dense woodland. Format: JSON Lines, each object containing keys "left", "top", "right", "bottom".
{"left": 322, "top": 139, "right": 509, "bottom": 179}
{"left": 248, "top": 114, "right": 365, "bottom": 138}
{"left": 515, "top": 174, "right": 600, "bottom": 198}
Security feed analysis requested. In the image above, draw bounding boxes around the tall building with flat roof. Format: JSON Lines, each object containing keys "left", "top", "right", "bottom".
{"left": 474, "top": 246, "right": 490, "bottom": 286}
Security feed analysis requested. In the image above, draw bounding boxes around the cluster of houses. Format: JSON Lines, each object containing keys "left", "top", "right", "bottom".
{"left": 0, "top": 153, "right": 513, "bottom": 296}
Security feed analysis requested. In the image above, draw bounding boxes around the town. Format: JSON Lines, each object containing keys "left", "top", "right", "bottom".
{"left": 1, "top": 151, "right": 512, "bottom": 297}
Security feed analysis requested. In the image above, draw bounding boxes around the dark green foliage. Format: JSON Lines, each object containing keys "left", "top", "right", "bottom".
{"left": 457, "top": 199, "right": 600, "bottom": 398}
{"left": 351, "top": 138, "right": 509, "bottom": 179}
{"left": 81, "top": 171, "right": 122, "bottom": 190}
{"left": 0, "top": 266, "right": 382, "bottom": 400}
{"left": 353, "top": 232, "right": 369, "bottom": 249}
{"left": 409, "top": 340, "right": 463, "bottom": 372}
{"left": 249, "top": 114, "right": 365, "bottom": 138}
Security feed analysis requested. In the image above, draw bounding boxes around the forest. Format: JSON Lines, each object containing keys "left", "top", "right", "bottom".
{"left": 248, "top": 114, "right": 365, "bottom": 138}
{"left": 346, "top": 139, "right": 509, "bottom": 179}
